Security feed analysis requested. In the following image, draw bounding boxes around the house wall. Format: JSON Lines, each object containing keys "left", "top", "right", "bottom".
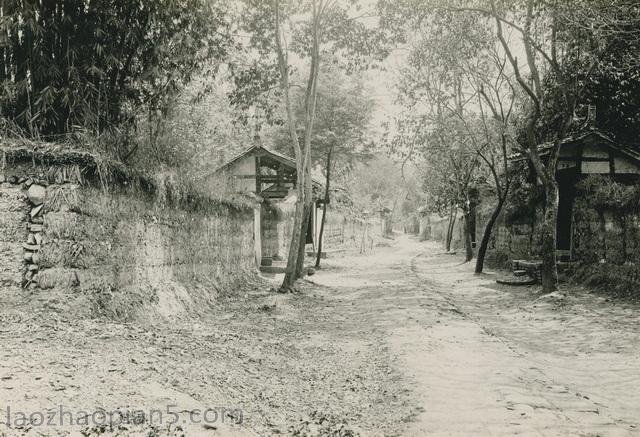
{"left": 221, "top": 157, "right": 256, "bottom": 193}
{"left": 261, "top": 200, "right": 295, "bottom": 260}
{"left": 615, "top": 156, "right": 640, "bottom": 175}
{"left": 427, "top": 213, "right": 465, "bottom": 250}
{"left": 571, "top": 199, "right": 640, "bottom": 264}
{"left": 0, "top": 160, "right": 256, "bottom": 320}
{"left": 422, "top": 204, "right": 544, "bottom": 261}
{"left": 320, "top": 208, "right": 384, "bottom": 250}
{"left": 480, "top": 188, "right": 640, "bottom": 267}
{"left": 259, "top": 200, "right": 385, "bottom": 260}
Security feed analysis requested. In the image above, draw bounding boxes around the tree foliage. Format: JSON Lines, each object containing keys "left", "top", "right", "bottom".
{"left": 0, "top": 0, "right": 231, "bottom": 157}
{"left": 268, "top": 65, "right": 375, "bottom": 175}
{"left": 531, "top": 1, "right": 640, "bottom": 146}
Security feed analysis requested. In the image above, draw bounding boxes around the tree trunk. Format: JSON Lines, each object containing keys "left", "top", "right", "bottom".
{"left": 295, "top": 202, "right": 312, "bottom": 279}
{"left": 281, "top": 187, "right": 305, "bottom": 291}
{"left": 475, "top": 195, "right": 506, "bottom": 274}
{"left": 597, "top": 210, "right": 607, "bottom": 261}
{"left": 274, "top": 0, "right": 321, "bottom": 291}
{"left": 360, "top": 222, "right": 368, "bottom": 254}
{"left": 540, "top": 183, "right": 559, "bottom": 292}
{"left": 295, "top": 162, "right": 314, "bottom": 279}
{"left": 315, "top": 148, "right": 332, "bottom": 268}
{"left": 315, "top": 200, "right": 327, "bottom": 268}
{"left": 445, "top": 206, "right": 456, "bottom": 252}
{"left": 463, "top": 209, "right": 473, "bottom": 262}
{"left": 620, "top": 216, "right": 628, "bottom": 261}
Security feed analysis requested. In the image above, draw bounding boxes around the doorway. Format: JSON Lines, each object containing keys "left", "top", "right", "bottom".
{"left": 556, "top": 169, "right": 578, "bottom": 253}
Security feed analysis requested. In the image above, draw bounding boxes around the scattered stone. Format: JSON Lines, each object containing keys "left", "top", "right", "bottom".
{"left": 496, "top": 276, "right": 536, "bottom": 286}
{"left": 24, "top": 178, "right": 34, "bottom": 188}
{"left": 31, "top": 216, "right": 44, "bottom": 224}
{"left": 27, "top": 233, "right": 36, "bottom": 245}
{"left": 27, "top": 264, "right": 39, "bottom": 272}
{"left": 306, "top": 267, "right": 316, "bottom": 276}
{"left": 259, "top": 300, "right": 277, "bottom": 312}
{"left": 29, "top": 223, "right": 44, "bottom": 233}
{"left": 23, "top": 252, "right": 33, "bottom": 263}
{"left": 34, "top": 233, "right": 43, "bottom": 246}
{"left": 30, "top": 204, "right": 44, "bottom": 219}
{"left": 7, "top": 175, "right": 18, "bottom": 184}
{"left": 27, "top": 184, "right": 47, "bottom": 205}
{"left": 17, "top": 176, "right": 27, "bottom": 184}
{"left": 23, "top": 243, "right": 40, "bottom": 252}
{"left": 71, "top": 271, "right": 80, "bottom": 287}
{"left": 54, "top": 172, "right": 64, "bottom": 184}
{"left": 25, "top": 271, "right": 34, "bottom": 281}
{"left": 32, "top": 253, "right": 40, "bottom": 264}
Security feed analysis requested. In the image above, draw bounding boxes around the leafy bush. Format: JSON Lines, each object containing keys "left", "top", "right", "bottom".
{"left": 485, "top": 248, "right": 511, "bottom": 270}
{"left": 572, "top": 262, "right": 640, "bottom": 300}
{"left": 576, "top": 175, "right": 640, "bottom": 214}
{"left": 0, "top": 1, "right": 232, "bottom": 159}
{"left": 504, "top": 163, "right": 545, "bottom": 224}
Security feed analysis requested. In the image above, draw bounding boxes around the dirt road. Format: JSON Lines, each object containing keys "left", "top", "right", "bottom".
{"left": 311, "top": 236, "right": 640, "bottom": 436}
{"left": 1, "top": 236, "right": 639, "bottom": 436}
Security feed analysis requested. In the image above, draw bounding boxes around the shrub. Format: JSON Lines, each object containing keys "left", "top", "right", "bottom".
{"left": 485, "top": 248, "right": 511, "bottom": 270}
{"left": 504, "top": 163, "right": 545, "bottom": 224}
{"left": 576, "top": 175, "right": 640, "bottom": 214}
{"left": 572, "top": 262, "right": 640, "bottom": 300}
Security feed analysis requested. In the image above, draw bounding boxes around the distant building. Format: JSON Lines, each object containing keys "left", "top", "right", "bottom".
{"left": 427, "top": 129, "right": 640, "bottom": 266}
{"left": 204, "top": 145, "right": 325, "bottom": 271}
{"left": 492, "top": 129, "right": 640, "bottom": 263}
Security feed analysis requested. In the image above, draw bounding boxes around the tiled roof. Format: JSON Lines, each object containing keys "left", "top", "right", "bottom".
{"left": 509, "top": 129, "right": 640, "bottom": 163}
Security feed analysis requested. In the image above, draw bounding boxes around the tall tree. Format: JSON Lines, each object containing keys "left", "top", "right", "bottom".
{"left": 269, "top": 66, "right": 375, "bottom": 267}
{"left": 388, "top": 8, "right": 495, "bottom": 261}
{"left": 472, "top": 66, "right": 515, "bottom": 273}
{"left": 481, "top": 0, "right": 622, "bottom": 292}
{"left": 235, "top": 0, "right": 388, "bottom": 290}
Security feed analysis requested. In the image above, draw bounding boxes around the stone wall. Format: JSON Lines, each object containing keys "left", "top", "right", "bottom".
{"left": 0, "top": 181, "right": 28, "bottom": 295}
{"left": 427, "top": 213, "right": 465, "bottom": 250}
{"left": 260, "top": 199, "right": 296, "bottom": 261}
{"left": 260, "top": 201, "right": 384, "bottom": 259}
{"left": 480, "top": 191, "right": 640, "bottom": 266}
{"left": 424, "top": 206, "right": 541, "bottom": 262}
{"left": 320, "top": 208, "right": 383, "bottom": 251}
{"left": 572, "top": 197, "right": 640, "bottom": 265}
{"left": 0, "top": 155, "right": 256, "bottom": 320}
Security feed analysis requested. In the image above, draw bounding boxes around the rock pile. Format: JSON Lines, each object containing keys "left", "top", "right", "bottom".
{"left": 4, "top": 176, "right": 48, "bottom": 289}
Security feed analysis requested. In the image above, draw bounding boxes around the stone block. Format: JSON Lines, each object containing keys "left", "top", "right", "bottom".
{"left": 38, "top": 268, "right": 80, "bottom": 289}
{"left": 29, "top": 223, "right": 44, "bottom": 232}
{"left": 30, "top": 204, "right": 44, "bottom": 219}
{"left": 27, "top": 184, "right": 46, "bottom": 205}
